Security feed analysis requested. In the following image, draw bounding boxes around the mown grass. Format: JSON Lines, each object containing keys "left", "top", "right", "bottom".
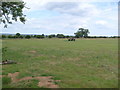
{"left": 1, "top": 38, "right": 118, "bottom": 88}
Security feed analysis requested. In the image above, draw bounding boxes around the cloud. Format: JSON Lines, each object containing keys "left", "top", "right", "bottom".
{"left": 96, "top": 20, "right": 108, "bottom": 25}
{"left": 1, "top": 1, "right": 118, "bottom": 36}
{"left": 23, "top": 0, "right": 119, "bottom": 12}
{"left": 42, "top": 2, "right": 100, "bottom": 17}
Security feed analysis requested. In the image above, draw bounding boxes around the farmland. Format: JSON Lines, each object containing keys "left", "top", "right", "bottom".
{"left": 1, "top": 38, "right": 118, "bottom": 88}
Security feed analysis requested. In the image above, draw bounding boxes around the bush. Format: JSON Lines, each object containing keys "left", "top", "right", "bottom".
{"left": 50, "top": 34, "right": 56, "bottom": 37}
{"left": 13, "top": 35, "right": 19, "bottom": 38}
{"left": 25, "top": 35, "right": 31, "bottom": 39}
{"left": 56, "top": 34, "right": 65, "bottom": 38}
{"left": 8, "top": 35, "right": 14, "bottom": 38}
{"left": 48, "top": 35, "right": 52, "bottom": 38}
{"left": 36, "top": 35, "right": 44, "bottom": 39}
{"left": 2, "top": 35, "right": 6, "bottom": 38}
{"left": 19, "top": 35, "right": 24, "bottom": 39}
{"left": 65, "top": 35, "right": 70, "bottom": 38}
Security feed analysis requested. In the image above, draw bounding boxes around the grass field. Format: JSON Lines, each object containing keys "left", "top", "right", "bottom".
{"left": 1, "top": 38, "right": 118, "bottom": 88}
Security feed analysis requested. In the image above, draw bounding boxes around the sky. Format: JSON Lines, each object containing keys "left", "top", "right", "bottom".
{"left": 0, "top": 0, "right": 119, "bottom": 36}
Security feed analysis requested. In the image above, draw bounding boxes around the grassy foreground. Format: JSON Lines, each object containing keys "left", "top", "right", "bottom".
{"left": 1, "top": 38, "right": 118, "bottom": 88}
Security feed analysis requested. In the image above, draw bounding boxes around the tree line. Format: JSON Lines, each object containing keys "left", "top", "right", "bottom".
{"left": 1, "top": 27, "right": 119, "bottom": 39}
{"left": 1, "top": 33, "right": 74, "bottom": 39}
{"left": 1, "top": 33, "right": 119, "bottom": 39}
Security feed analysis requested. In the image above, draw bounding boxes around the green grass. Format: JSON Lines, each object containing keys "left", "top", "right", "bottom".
{"left": 11, "top": 79, "right": 40, "bottom": 88}
{"left": 1, "top": 38, "right": 118, "bottom": 88}
{"left": 2, "top": 77, "right": 11, "bottom": 85}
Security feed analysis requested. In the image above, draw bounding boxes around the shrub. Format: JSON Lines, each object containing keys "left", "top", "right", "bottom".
{"left": 48, "top": 35, "right": 52, "bottom": 38}
{"left": 2, "top": 35, "right": 6, "bottom": 38}
{"left": 25, "top": 35, "right": 31, "bottom": 39}
{"left": 19, "top": 35, "right": 24, "bottom": 39}
{"left": 56, "top": 34, "right": 65, "bottom": 38}
{"left": 8, "top": 35, "right": 14, "bottom": 38}
{"left": 36, "top": 35, "right": 44, "bottom": 39}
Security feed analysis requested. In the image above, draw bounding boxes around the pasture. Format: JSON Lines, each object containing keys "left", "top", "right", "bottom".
{"left": 1, "top": 38, "right": 118, "bottom": 88}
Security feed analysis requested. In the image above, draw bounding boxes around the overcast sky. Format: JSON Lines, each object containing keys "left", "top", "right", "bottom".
{"left": 1, "top": 0, "right": 119, "bottom": 36}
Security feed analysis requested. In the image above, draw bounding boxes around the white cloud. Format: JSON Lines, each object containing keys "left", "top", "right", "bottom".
{"left": 96, "top": 20, "right": 108, "bottom": 25}
{"left": 1, "top": 1, "right": 118, "bottom": 36}
{"left": 44, "top": 2, "right": 100, "bottom": 17}
{"left": 22, "top": 0, "right": 119, "bottom": 12}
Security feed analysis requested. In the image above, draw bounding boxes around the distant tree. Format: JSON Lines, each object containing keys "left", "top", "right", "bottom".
{"left": 25, "top": 35, "right": 31, "bottom": 39}
{"left": 42, "top": 34, "right": 44, "bottom": 37}
{"left": 56, "top": 34, "right": 65, "bottom": 38}
{"left": 13, "top": 35, "right": 18, "bottom": 38}
{"left": 65, "top": 35, "right": 70, "bottom": 38}
{"left": 48, "top": 35, "right": 52, "bottom": 38}
{"left": 1, "top": 1, "right": 27, "bottom": 28}
{"left": 47, "top": 34, "right": 56, "bottom": 38}
{"left": 34, "top": 35, "right": 37, "bottom": 38}
{"left": 50, "top": 34, "right": 56, "bottom": 37}
{"left": 84, "top": 29, "right": 89, "bottom": 38}
{"left": 36, "top": 35, "right": 44, "bottom": 39}
{"left": 16, "top": 33, "right": 20, "bottom": 37}
{"left": 19, "top": 35, "right": 23, "bottom": 39}
{"left": 8, "top": 35, "right": 14, "bottom": 38}
{"left": 74, "top": 28, "right": 90, "bottom": 38}
{"left": 30, "top": 35, "right": 34, "bottom": 38}
{"left": 74, "top": 28, "right": 84, "bottom": 38}
{"left": 2, "top": 35, "right": 6, "bottom": 38}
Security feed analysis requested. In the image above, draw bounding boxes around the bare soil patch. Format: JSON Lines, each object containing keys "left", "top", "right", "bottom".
{"left": 8, "top": 72, "right": 19, "bottom": 83}
{"left": 35, "top": 76, "right": 59, "bottom": 88}
{"left": 29, "top": 50, "right": 37, "bottom": 54}
{"left": 7, "top": 72, "right": 60, "bottom": 88}
{"left": 0, "top": 75, "right": 6, "bottom": 78}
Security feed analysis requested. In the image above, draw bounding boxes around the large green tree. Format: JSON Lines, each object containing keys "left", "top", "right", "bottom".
{"left": 0, "top": 0, "right": 27, "bottom": 28}
{"left": 84, "top": 29, "right": 89, "bottom": 38}
{"left": 74, "top": 28, "right": 90, "bottom": 38}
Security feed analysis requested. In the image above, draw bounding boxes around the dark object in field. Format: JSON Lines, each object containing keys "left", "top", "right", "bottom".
{"left": 1, "top": 60, "right": 17, "bottom": 65}
{"left": 68, "top": 38, "right": 75, "bottom": 41}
